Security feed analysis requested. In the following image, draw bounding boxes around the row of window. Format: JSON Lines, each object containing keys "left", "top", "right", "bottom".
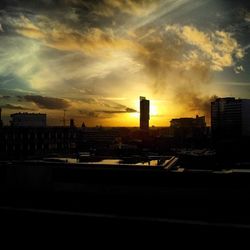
{"left": 0, "top": 133, "right": 76, "bottom": 139}
{"left": 0, "top": 143, "right": 76, "bottom": 152}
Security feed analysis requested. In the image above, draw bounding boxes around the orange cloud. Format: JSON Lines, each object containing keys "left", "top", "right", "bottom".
{"left": 15, "top": 16, "right": 146, "bottom": 58}
{"left": 103, "top": 0, "right": 159, "bottom": 17}
{"left": 165, "top": 25, "right": 244, "bottom": 71}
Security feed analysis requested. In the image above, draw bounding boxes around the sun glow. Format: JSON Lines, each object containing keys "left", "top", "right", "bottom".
{"left": 150, "top": 103, "right": 158, "bottom": 116}
{"left": 129, "top": 98, "right": 159, "bottom": 119}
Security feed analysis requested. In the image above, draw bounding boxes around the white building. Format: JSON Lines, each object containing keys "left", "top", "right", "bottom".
{"left": 10, "top": 113, "right": 46, "bottom": 127}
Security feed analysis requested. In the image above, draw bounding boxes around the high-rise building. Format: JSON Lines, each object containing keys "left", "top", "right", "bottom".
{"left": 211, "top": 97, "right": 250, "bottom": 138}
{"left": 10, "top": 113, "right": 47, "bottom": 127}
{"left": 140, "top": 96, "right": 150, "bottom": 130}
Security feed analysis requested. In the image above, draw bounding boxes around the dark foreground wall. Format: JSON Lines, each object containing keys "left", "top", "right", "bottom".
{"left": 1, "top": 161, "right": 250, "bottom": 236}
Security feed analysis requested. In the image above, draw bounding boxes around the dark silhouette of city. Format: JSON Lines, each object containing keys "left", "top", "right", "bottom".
{"left": 0, "top": 0, "right": 250, "bottom": 240}
{"left": 1, "top": 95, "right": 250, "bottom": 237}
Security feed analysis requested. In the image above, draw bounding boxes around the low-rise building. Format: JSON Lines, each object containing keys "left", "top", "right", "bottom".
{"left": 10, "top": 113, "right": 46, "bottom": 127}
{"left": 0, "top": 126, "right": 78, "bottom": 159}
{"left": 170, "top": 115, "right": 206, "bottom": 138}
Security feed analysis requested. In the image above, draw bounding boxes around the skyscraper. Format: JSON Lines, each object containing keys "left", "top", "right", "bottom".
{"left": 211, "top": 97, "right": 250, "bottom": 138}
{"left": 140, "top": 96, "right": 150, "bottom": 130}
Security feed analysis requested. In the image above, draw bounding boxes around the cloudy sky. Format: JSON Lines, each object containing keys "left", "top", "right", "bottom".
{"left": 0, "top": 0, "right": 250, "bottom": 126}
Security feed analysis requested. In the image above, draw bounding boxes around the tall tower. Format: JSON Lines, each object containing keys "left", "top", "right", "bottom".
{"left": 140, "top": 96, "right": 150, "bottom": 130}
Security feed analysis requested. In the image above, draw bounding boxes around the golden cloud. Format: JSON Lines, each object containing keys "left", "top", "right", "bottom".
{"left": 131, "top": 24, "right": 245, "bottom": 119}
{"left": 71, "top": 0, "right": 161, "bottom": 17}
{"left": 103, "top": 0, "right": 159, "bottom": 17}
{"left": 15, "top": 16, "right": 146, "bottom": 58}
{"left": 165, "top": 25, "right": 244, "bottom": 71}
{"left": 5, "top": 12, "right": 246, "bottom": 124}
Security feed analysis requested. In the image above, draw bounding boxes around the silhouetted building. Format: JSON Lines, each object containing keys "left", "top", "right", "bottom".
{"left": 211, "top": 97, "right": 250, "bottom": 138}
{"left": 170, "top": 115, "right": 206, "bottom": 138}
{"left": 70, "top": 119, "right": 75, "bottom": 127}
{"left": 0, "top": 126, "right": 78, "bottom": 159}
{"left": 79, "top": 127, "right": 120, "bottom": 153}
{"left": 140, "top": 96, "right": 150, "bottom": 130}
{"left": 10, "top": 113, "right": 46, "bottom": 127}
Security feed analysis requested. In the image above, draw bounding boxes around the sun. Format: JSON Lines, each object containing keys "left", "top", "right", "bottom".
{"left": 150, "top": 103, "right": 158, "bottom": 116}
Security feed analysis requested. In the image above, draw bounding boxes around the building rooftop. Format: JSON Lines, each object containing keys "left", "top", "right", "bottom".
{"left": 41, "top": 155, "right": 178, "bottom": 170}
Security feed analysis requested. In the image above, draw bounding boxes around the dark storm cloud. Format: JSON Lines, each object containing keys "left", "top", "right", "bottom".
{"left": 0, "top": 0, "right": 76, "bottom": 10}
{"left": 0, "top": 74, "right": 31, "bottom": 91}
{"left": 22, "top": 95, "right": 70, "bottom": 110}
{"left": 0, "top": 0, "right": 94, "bottom": 40}
{"left": 0, "top": 95, "right": 11, "bottom": 99}
{"left": 78, "top": 110, "right": 100, "bottom": 118}
{"left": 78, "top": 106, "right": 137, "bottom": 119}
{"left": 97, "top": 107, "right": 137, "bottom": 114}
{"left": 72, "top": 96, "right": 129, "bottom": 109}
{"left": 0, "top": 103, "right": 35, "bottom": 111}
{"left": 16, "top": 95, "right": 23, "bottom": 101}
{"left": 0, "top": 0, "right": 160, "bottom": 33}
{"left": 96, "top": 99, "right": 137, "bottom": 113}
{"left": 0, "top": 0, "right": 107, "bottom": 30}
{"left": 0, "top": 0, "right": 159, "bottom": 14}
{"left": 175, "top": 91, "right": 218, "bottom": 116}
{"left": 125, "top": 107, "right": 137, "bottom": 113}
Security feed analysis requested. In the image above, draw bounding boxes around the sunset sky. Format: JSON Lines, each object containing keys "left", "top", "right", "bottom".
{"left": 0, "top": 0, "right": 250, "bottom": 127}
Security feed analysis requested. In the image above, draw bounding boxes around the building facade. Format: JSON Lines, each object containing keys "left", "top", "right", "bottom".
{"left": 0, "top": 126, "right": 78, "bottom": 159}
{"left": 78, "top": 127, "right": 121, "bottom": 153}
{"left": 170, "top": 115, "right": 206, "bottom": 138}
{"left": 140, "top": 96, "right": 150, "bottom": 130}
{"left": 10, "top": 113, "right": 47, "bottom": 127}
{"left": 211, "top": 97, "right": 250, "bottom": 138}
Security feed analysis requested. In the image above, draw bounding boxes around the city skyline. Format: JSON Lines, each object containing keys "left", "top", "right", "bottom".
{"left": 0, "top": 0, "right": 250, "bottom": 126}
